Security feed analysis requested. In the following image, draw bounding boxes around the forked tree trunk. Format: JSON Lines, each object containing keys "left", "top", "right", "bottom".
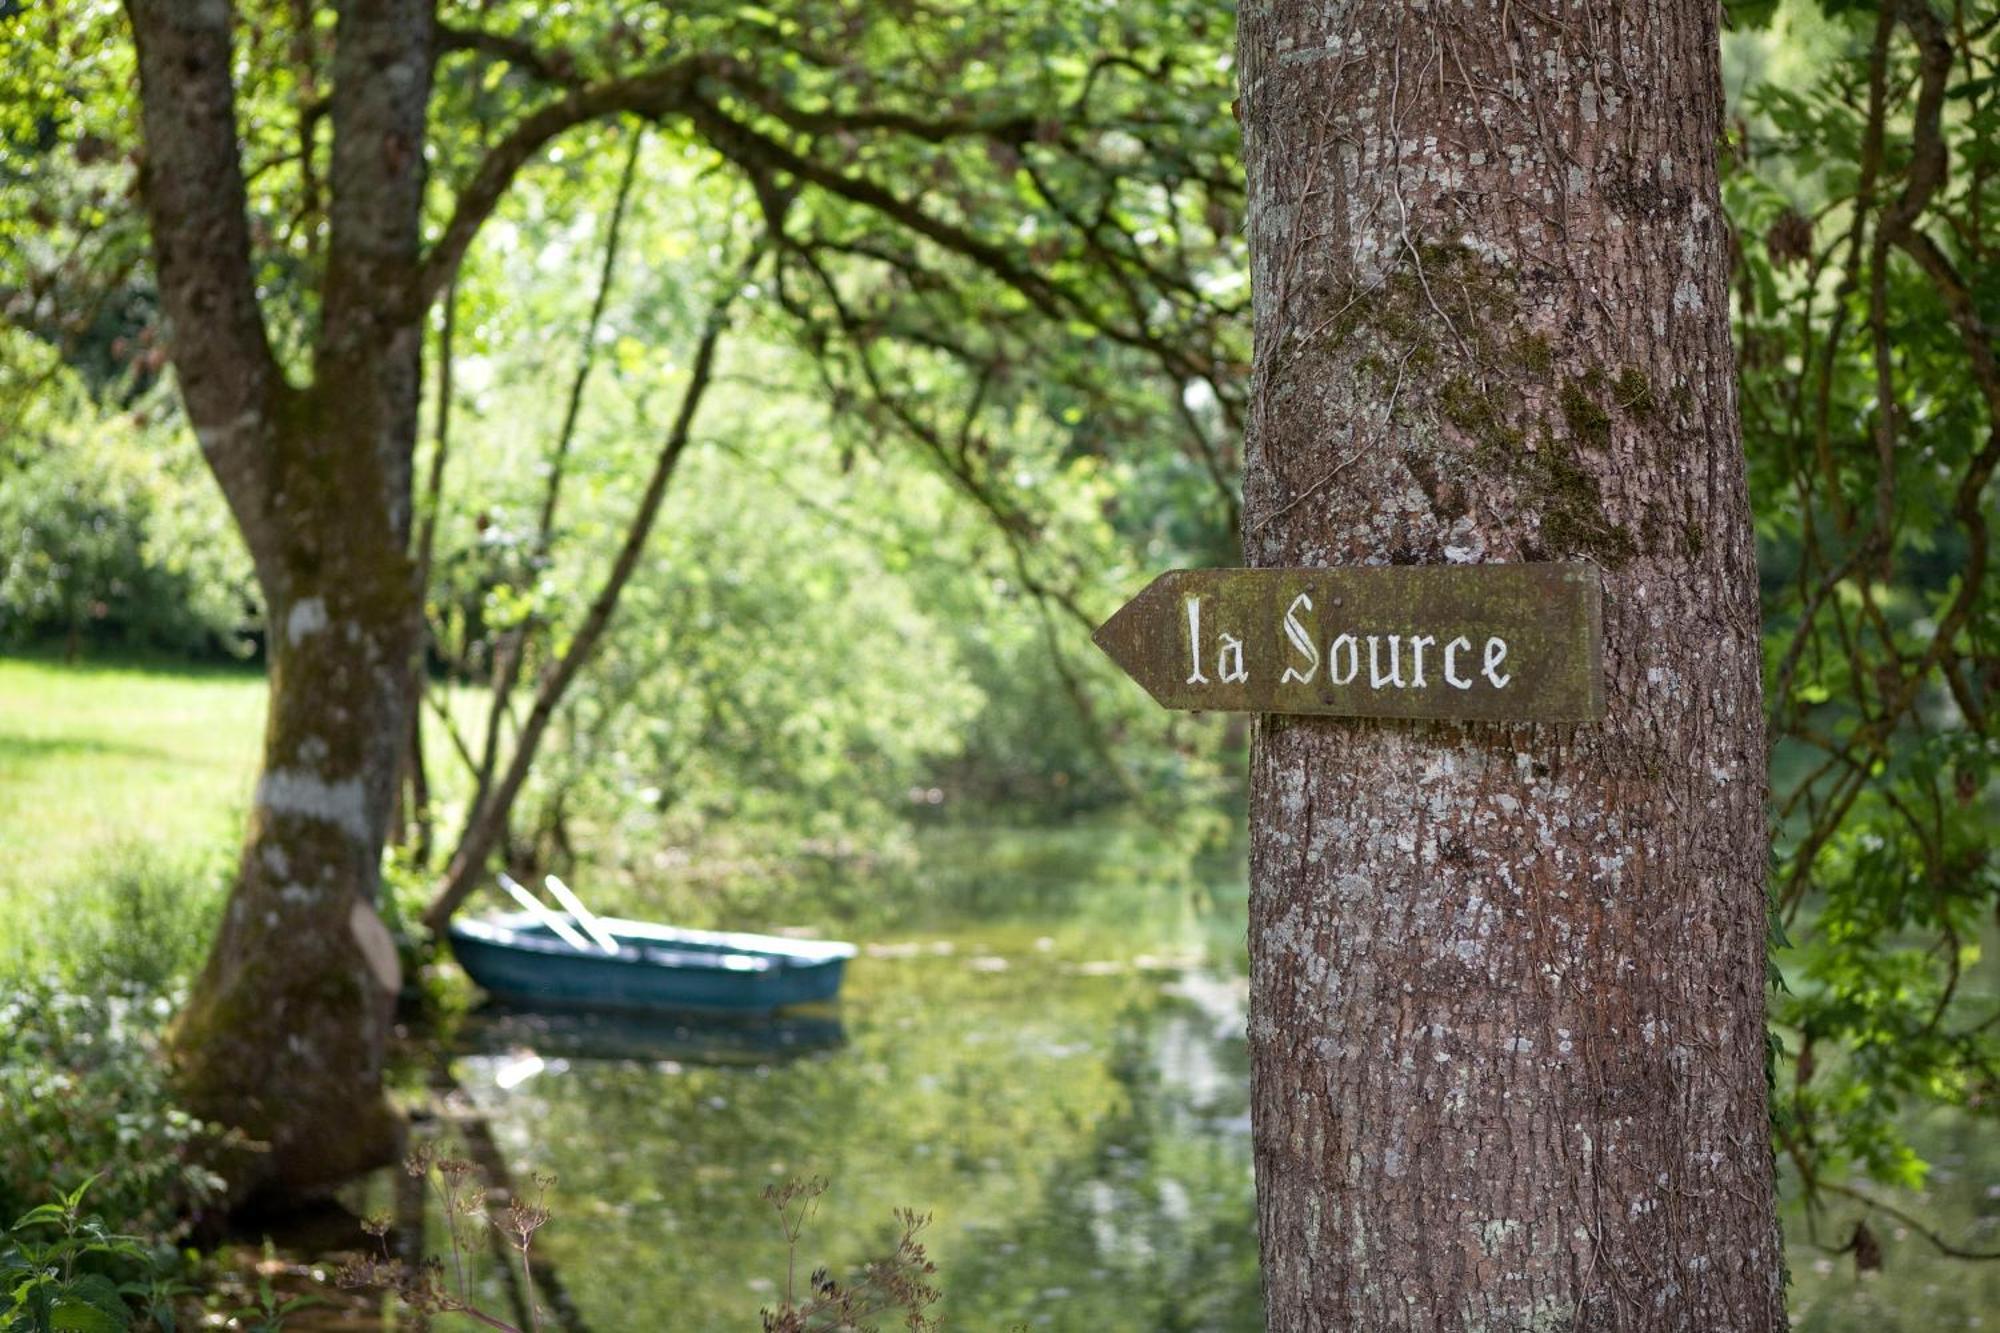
{"left": 171, "top": 425, "right": 422, "bottom": 1193}
{"left": 127, "top": 0, "right": 432, "bottom": 1197}
{"left": 1236, "top": 1, "right": 1782, "bottom": 1326}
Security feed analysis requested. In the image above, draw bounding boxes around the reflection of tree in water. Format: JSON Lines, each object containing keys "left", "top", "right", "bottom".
{"left": 942, "top": 984, "right": 1261, "bottom": 1331}
{"left": 376, "top": 930, "right": 1995, "bottom": 1333}
{"left": 446, "top": 950, "right": 1250, "bottom": 1329}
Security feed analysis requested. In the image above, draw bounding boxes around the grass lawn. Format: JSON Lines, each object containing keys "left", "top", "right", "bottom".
{"left": 0, "top": 653, "right": 493, "bottom": 938}
{"left": 0, "top": 654, "right": 266, "bottom": 896}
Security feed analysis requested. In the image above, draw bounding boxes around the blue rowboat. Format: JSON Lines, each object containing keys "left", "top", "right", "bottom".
{"left": 448, "top": 912, "right": 856, "bottom": 1015}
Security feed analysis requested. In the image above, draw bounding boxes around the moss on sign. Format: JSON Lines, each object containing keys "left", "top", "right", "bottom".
{"left": 1092, "top": 563, "right": 1604, "bottom": 723}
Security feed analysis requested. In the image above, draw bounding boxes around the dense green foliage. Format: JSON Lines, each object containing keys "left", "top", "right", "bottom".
{"left": 1725, "top": 0, "right": 2000, "bottom": 1202}
{"left": 6, "top": 0, "right": 1246, "bottom": 896}
{"left": 0, "top": 846, "right": 234, "bottom": 1246}
{"left": 393, "top": 153, "right": 1238, "bottom": 917}
{"left": 0, "top": 338, "right": 252, "bottom": 657}
{"left": 385, "top": 0, "right": 1248, "bottom": 902}
{"left": 0, "top": 984, "right": 230, "bottom": 1251}
{"left": 2, "top": 1179, "right": 188, "bottom": 1333}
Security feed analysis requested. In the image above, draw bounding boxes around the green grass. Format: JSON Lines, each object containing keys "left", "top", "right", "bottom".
{"left": 0, "top": 655, "right": 266, "bottom": 896}
{"left": 0, "top": 653, "right": 502, "bottom": 975}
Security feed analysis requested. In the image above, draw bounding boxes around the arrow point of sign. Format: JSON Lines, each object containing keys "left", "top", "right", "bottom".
{"left": 1092, "top": 572, "right": 1189, "bottom": 708}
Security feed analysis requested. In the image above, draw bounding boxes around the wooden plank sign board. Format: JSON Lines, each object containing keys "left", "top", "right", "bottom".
{"left": 1092, "top": 563, "right": 1604, "bottom": 723}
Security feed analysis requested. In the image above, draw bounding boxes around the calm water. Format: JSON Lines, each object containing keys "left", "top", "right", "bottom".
{"left": 340, "top": 863, "right": 1996, "bottom": 1330}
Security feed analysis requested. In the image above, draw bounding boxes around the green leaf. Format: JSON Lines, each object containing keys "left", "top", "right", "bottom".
{"left": 49, "top": 1298, "right": 126, "bottom": 1333}
{"left": 8, "top": 1205, "right": 66, "bottom": 1232}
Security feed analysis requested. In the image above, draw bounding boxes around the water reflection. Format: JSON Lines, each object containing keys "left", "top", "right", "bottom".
{"left": 456, "top": 1004, "right": 849, "bottom": 1069}
{"left": 422, "top": 935, "right": 1260, "bottom": 1330}
{"left": 348, "top": 914, "right": 1994, "bottom": 1330}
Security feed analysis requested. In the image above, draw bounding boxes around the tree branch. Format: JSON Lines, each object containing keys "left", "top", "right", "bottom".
{"left": 425, "top": 256, "right": 752, "bottom": 931}
{"left": 415, "top": 60, "right": 721, "bottom": 310}
{"left": 688, "top": 97, "right": 1222, "bottom": 389}
{"left": 123, "top": 0, "right": 282, "bottom": 528}
{"left": 435, "top": 21, "right": 585, "bottom": 87}
{"left": 457, "top": 128, "right": 645, "bottom": 861}
{"left": 1815, "top": 1181, "right": 2000, "bottom": 1261}
{"left": 537, "top": 126, "right": 645, "bottom": 539}
{"left": 709, "top": 71, "right": 1041, "bottom": 144}
{"left": 321, "top": 0, "right": 435, "bottom": 376}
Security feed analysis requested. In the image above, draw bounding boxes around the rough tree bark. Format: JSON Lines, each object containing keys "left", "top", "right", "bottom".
{"left": 127, "top": 0, "right": 432, "bottom": 1196}
{"left": 1236, "top": 1, "right": 1782, "bottom": 1327}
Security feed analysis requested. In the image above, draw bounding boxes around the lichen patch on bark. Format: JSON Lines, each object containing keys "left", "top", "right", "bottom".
{"left": 255, "top": 769, "right": 371, "bottom": 844}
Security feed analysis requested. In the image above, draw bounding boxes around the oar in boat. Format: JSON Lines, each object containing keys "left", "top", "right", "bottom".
{"left": 495, "top": 871, "right": 595, "bottom": 952}
{"left": 543, "top": 873, "right": 620, "bottom": 955}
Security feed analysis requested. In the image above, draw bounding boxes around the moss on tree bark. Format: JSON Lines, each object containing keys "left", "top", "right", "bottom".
{"left": 1236, "top": 0, "right": 1784, "bottom": 1325}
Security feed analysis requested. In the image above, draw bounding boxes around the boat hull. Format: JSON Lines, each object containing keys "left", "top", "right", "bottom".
{"left": 448, "top": 913, "right": 854, "bottom": 1015}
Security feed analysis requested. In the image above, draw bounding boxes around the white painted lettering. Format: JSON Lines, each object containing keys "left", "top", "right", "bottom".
{"left": 1279, "top": 594, "right": 1318, "bottom": 684}
{"left": 1219, "top": 633, "right": 1248, "bottom": 683}
{"left": 1482, "top": 636, "right": 1512, "bottom": 688}
{"left": 1444, "top": 636, "right": 1475, "bottom": 690}
{"left": 1367, "top": 635, "right": 1406, "bottom": 689}
{"left": 1330, "top": 633, "right": 1360, "bottom": 686}
{"left": 1409, "top": 635, "right": 1436, "bottom": 687}
{"left": 1185, "top": 597, "right": 1209, "bottom": 684}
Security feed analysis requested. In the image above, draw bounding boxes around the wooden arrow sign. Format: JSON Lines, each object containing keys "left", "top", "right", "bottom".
{"left": 1091, "top": 563, "right": 1604, "bottom": 722}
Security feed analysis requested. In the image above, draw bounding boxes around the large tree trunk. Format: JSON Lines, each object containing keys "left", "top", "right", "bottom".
{"left": 171, "top": 439, "right": 421, "bottom": 1194}
{"left": 127, "top": 0, "right": 433, "bottom": 1198}
{"left": 1236, "top": 1, "right": 1782, "bottom": 1326}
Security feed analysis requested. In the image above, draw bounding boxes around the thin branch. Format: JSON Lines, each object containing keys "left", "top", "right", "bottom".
{"left": 416, "top": 59, "right": 720, "bottom": 310}
{"left": 459, "top": 126, "right": 646, "bottom": 856}
{"left": 426, "top": 254, "right": 755, "bottom": 931}
{"left": 1815, "top": 1182, "right": 2000, "bottom": 1261}
{"left": 436, "top": 22, "right": 586, "bottom": 87}
{"left": 537, "top": 125, "right": 645, "bottom": 538}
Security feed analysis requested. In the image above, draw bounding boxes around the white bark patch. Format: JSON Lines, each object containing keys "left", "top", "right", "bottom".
{"left": 286, "top": 597, "right": 330, "bottom": 645}
{"left": 193, "top": 408, "right": 260, "bottom": 456}
{"left": 257, "top": 769, "right": 369, "bottom": 842}
{"left": 350, "top": 898, "right": 402, "bottom": 997}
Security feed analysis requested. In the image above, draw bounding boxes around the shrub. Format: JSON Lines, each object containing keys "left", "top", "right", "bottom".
{"left": 32, "top": 842, "right": 230, "bottom": 998}
{"left": 0, "top": 983, "right": 234, "bottom": 1247}
{"left": 0, "top": 842, "right": 239, "bottom": 1254}
{"left": 0, "top": 336, "right": 255, "bottom": 659}
{"left": 0, "top": 1178, "right": 190, "bottom": 1333}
